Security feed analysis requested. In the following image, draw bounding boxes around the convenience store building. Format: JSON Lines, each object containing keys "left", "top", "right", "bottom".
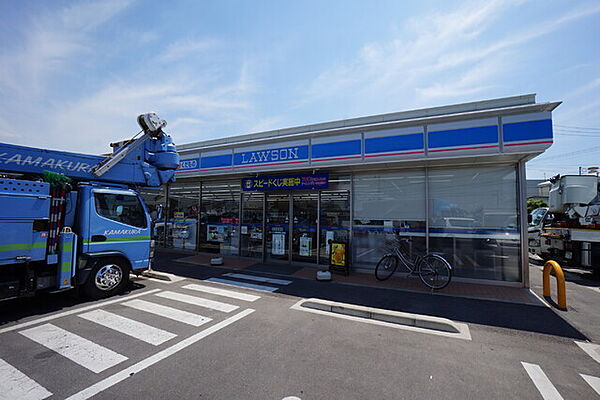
{"left": 151, "top": 94, "right": 558, "bottom": 287}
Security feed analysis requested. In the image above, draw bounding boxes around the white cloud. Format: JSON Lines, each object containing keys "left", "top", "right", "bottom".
{"left": 42, "top": 58, "right": 258, "bottom": 153}
{"left": 0, "top": 0, "right": 136, "bottom": 98}
{"left": 302, "top": 1, "right": 600, "bottom": 110}
{"left": 160, "top": 38, "right": 221, "bottom": 62}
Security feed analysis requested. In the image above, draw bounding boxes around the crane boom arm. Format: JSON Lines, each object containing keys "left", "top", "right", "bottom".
{"left": 0, "top": 113, "right": 179, "bottom": 186}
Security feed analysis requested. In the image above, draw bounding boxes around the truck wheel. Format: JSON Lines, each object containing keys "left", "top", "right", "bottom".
{"left": 83, "top": 258, "right": 130, "bottom": 299}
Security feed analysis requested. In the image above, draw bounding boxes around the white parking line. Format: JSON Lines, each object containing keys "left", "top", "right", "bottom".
{"left": 581, "top": 374, "right": 600, "bottom": 395}
{"left": 182, "top": 283, "right": 260, "bottom": 302}
{"left": 65, "top": 309, "right": 255, "bottom": 400}
{"left": 155, "top": 291, "right": 238, "bottom": 313}
{"left": 0, "top": 358, "right": 52, "bottom": 400}
{"left": 19, "top": 324, "right": 127, "bottom": 374}
{"left": 206, "top": 277, "right": 278, "bottom": 292}
{"left": 78, "top": 309, "right": 177, "bottom": 346}
{"left": 122, "top": 299, "right": 212, "bottom": 327}
{"left": 575, "top": 341, "right": 600, "bottom": 364}
{"left": 0, "top": 289, "right": 162, "bottom": 335}
{"left": 223, "top": 273, "right": 292, "bottom": 285}
{"left": 521, "top": 362, "right": 564, "bottom": 400}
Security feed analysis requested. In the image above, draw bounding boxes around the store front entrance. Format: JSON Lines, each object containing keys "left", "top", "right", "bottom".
{"left": 240, "top": 189, "right": 348, "bottom": 266}
{"left": 263, "top": 192, "right": 318, "bottom": 264}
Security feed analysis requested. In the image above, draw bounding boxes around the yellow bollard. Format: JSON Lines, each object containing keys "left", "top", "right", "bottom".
{"left": 542, "top": 260, "right": 567, "bottom": 311}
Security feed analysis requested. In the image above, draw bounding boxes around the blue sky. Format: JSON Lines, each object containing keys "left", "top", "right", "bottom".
{"left": 0, "top": 0, "right": 599, "bottom": 179}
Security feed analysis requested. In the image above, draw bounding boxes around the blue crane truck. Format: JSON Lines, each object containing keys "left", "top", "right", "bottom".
{"left": 0, "top": 113, "right": 179, "bottom": 300}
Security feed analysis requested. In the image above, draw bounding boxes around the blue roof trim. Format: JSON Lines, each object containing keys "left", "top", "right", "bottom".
{"left": 429, "top": 125, "right": 498, "bottom": 149}
{"left": 365, "top": 133, "right": 424, "bottom": 154}
{"left": 201, "top": 154, "right": 232, "bottom": 169}
{"left": 312, "top": 140, "right": 361, "bottom": 158}
{"left": 503, "top": 119, "right": 553, "bottom": 142}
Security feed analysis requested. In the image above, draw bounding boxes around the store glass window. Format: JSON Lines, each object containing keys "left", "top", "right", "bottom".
{"left": 139, "top": 187, "right": 166, "bottom": 245}
{"left": 241, "top": 192, "right": 264, "bottom": 258}
{"left": 320, "top": 175, "right": 351, "bottom": 264}
{"left": 353, "top": 170, "right": 426, "bottom": 269}
{"left": 428, "top": 165, "right": 520, "bottom": 281}
{"left": 200, "top": 181, "right": 240, "bottom": 255}
{"left": 167, "top": 182, "right": 200, "bottom": 250}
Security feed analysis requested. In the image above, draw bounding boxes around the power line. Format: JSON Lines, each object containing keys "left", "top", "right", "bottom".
{"left": 528, "top": 144, "right": 600, "bottom": 162}
{"left": 554, "top": 124, "right": 600, "bottom": 131}
{"left": 554, "top": 131, "right": 600, "bottom": 138}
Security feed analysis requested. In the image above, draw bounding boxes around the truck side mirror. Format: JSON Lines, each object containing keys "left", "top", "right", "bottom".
{"left": 527, "top": 214, "right": 532, "bottom": 224}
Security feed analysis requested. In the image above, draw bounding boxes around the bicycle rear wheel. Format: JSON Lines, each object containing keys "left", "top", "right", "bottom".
{"left": 418, "top": 254, "right": 452, "bottom": 290}
{"left": 375, "top": 254, "right": 398, "bottom": 281}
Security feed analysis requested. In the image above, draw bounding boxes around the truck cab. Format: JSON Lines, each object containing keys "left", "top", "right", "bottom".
{"left": 0, "top": 113, "right": 178, "bottom": 300}
{"left": 528, "top": 207, "right": 549, "bottom": 256}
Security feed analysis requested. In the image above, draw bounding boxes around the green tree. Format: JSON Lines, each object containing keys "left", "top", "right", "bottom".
{"left": 527, "top": 198, "right": 548, "bottom": 214}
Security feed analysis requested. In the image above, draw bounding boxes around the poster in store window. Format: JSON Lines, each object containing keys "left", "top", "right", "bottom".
{"left": 325, "top": 231, "right": 335, "bottom": 254}
{"left": 299, "top": 235, "right": 312, "bottom": 257}
{"left": 329, "top": 241, "right": 349, "bottom": 276}
{"left": 207, "top": 225, "right": 228, "bottom": 242}
{"left": 272, "top": 233, "right": 286, "bottom": 255}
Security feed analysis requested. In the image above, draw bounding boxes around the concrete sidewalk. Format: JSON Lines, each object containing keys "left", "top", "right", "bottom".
{"left": 166, "top": 249, "right": 541, "bottom": 306}
{"left": 152, "top": 249, "right": 587, "bottom": 340}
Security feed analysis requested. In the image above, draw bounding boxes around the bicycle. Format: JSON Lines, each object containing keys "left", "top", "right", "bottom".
{"left": 374, "top": 238, "right": 452, "bottom": 290}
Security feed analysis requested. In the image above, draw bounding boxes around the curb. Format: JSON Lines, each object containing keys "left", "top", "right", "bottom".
{"left": 291, "top": 298, "right": 472, "bottom": 340}
{"left": 142, "top": 270, "right": 172, "bottom": 281}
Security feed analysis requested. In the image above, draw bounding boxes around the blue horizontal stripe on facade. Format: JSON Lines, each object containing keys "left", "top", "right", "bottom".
{"left": 352, "top": 226, "right": 517, "bottom": 235}
{"left": 429, "top": 228, "right": 518, "bottom": 235}
{"left": 365, "top": 133, "right": 424, "bottom": 154}
{"left": 352, "top": 226, "right": 426, "bottom": 233}
{"left": 428, "top": 125, "right": 498, "bottom": 148}
{"left": 201, "top": 154, "right": 232, "bottom": 169}
{"left": 312, "top": 140, "right": 361, "bottom": 158}
{"left": 503, "top": 119, "right": 552, "bottom": 142}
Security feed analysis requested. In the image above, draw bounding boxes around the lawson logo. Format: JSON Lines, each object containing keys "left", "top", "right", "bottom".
{"left": 234, "top": 145, "right": 308, "bottom": 166}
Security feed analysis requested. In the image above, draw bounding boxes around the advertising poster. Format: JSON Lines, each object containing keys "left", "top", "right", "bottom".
{"left": 329, "top": 242, "right": 347, "bottom": 267}
{"left": 325, "top": 231, "right": 335, "bottom": 254}
{"left": 272, "top": 233, "right": 286, "bottom": 255}
{"left": 207, "top": 225, "right": 228, "bottom": 242}
{"left": 299, "top": 236, "right": 312, "bottom": 257}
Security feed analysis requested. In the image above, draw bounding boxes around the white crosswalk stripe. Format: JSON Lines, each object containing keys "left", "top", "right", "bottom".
{"left": 581, "top": 374, "right": 600, "bottom": 395}
{"left": 156, "top": 291, "right": 239, "bottom": 312}
{"left": 20, "top": 324, "right": 127, "bottom": 373}
{"left": 182, "top": 283, "right": 261, "bottom": 302}
{"left": 122, "top": 299, "right": 212, "bottom": 327}
{"left": 78, "top": 309, "right": 177, "bottom": 346}
{"left": 0, "top": 358, "right": 52, "bottom": 400}
{"left": 223, "top": 273, "right": 292, "bottom": 285}
{"left": 575, "top": 341, "right": 600, "bottom": 364}
{"left": 206, "top": 277, "right": 278, "bottom": 292}
{"left": 521, "top": 362, "right": 564, "bottom": 400}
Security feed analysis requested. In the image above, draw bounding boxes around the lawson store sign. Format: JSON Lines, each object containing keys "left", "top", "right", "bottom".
{"left": 234, "top": 145, "right": 308, "bottom": 166}
{"left": 176, "top": 112, "right": 554, "bottom": 175}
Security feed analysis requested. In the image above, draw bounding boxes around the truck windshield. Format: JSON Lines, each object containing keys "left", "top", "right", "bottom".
{"left": 94, "top": 193, "right": 147, "bottom": 228}
{"left": 529, "top": 208, "right": 547, "bottom": 227}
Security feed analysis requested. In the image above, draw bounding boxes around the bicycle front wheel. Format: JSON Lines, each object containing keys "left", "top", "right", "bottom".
{"left": 418, "top": 254, "right": 452, "bottom": 290}
{"left": 375, "top": 254, "right": 398, "bottom": 281}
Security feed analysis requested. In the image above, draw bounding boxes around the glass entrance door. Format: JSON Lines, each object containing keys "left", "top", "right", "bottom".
{"left": 319, "top": 190, "right": 350, "bottom": 264}
{"left": 266, "top": 194, "right": 289, "bottom": 261}
{"left": 240, "top": 192, "right": 264, "bottom": 259}
{"left": 292, "top": 193, "right": 318, "bottom": 263}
